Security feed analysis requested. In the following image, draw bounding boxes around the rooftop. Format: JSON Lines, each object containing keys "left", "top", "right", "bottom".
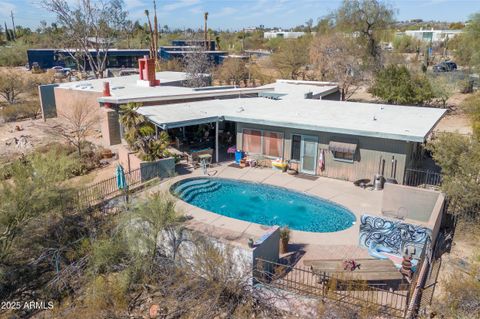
{"left": 57, "top": 71, "right": 271, "bottom": 104}
{"left": 137, "top": 97, "right": 446, "bottom": 142}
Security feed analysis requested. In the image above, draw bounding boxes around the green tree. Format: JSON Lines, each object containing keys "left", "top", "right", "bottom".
{"left": 452, "top": 12, "right": 480, "bottom": 70}
{"left": 427, "top": 133, "right": 480, "bottom": 218}
{"left": 0, "top": 150, "right": 79, "bottom": 262}
{"left": 463, "top": 92, "right": 480, "bottom": 137}
{"left": 335, "top": 0, "right": 395, "bottom": 65}
{"left": 369, "top": 65, "right": 434, "bottom": 105}
{"left": 271, "top": 37, "right": 310, "bottom": 79}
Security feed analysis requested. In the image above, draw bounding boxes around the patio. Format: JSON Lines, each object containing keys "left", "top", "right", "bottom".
{"left": 154, "top": 162, "right": 389, "bottom": 263}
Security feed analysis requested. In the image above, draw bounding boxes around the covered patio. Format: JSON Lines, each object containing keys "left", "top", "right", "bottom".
{"left": 137, "top": 106, "right": 237, "bottom": 167}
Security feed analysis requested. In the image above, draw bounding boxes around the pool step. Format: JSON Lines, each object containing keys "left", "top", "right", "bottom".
{"left": 174, "top": 179, "right": 212, "bottom": 195}
{"left": 177, "top": 180, "right": 218, "bottom": 198}
{"left": 181, "top": 182, "right": 221, "bottom": 202}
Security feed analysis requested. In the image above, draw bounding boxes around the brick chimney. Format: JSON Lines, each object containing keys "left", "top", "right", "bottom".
{"left": 103, "top": 81, "right": 111, "bottom": 108}
{"left": 137, "top": 56, "right": 160, "bottom": 87}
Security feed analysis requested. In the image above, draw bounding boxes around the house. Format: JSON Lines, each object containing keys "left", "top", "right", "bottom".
{"left": 400, "top": 29, "right": 463, "bottom": 43}
{"left": 39, "top": 57, "right": 445, "bottom": 184}
{"left": 264, "top": 30, "right": 309, "bottom": 39}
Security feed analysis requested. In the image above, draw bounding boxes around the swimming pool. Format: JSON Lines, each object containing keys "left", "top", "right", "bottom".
{"left": 171, "top": 177, "right": 356, "bottom": 233}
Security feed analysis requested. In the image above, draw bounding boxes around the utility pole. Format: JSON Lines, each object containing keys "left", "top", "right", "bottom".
{"left": 204, "top": 12, "right": 208, "bottom": 50}
{"left": 10, "top": 11, "right": 15, "bottom": 40}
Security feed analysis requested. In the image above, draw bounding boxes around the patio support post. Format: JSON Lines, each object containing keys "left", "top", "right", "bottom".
{"left": 155, "top": 125, "right": 158, "bottom": 138}
{"left": 215, "top": 120, "right": 219, "bottom": 163}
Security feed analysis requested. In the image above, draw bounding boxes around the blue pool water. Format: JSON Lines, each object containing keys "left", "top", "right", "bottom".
{"left": 171, "top": 177, "right": 356, "bottom": 233}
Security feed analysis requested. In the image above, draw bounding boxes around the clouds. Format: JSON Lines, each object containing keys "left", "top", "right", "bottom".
{"left": 163, "top": 0, "right": 200, "bottom": 12}
{"left": 0, "top": 1, "right": 15, "bottom": 17}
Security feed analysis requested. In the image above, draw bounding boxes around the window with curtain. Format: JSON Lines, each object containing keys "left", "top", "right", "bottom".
{"left": 243, "top": 129, "right": 262, "bottom": 154}
{"left": 263, "top": 131, "right": 283, "bottom": 158}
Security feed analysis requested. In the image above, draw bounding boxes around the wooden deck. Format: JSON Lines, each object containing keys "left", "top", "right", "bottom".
{"left": 304, "top": 258, "right": 404, "bottom": 282}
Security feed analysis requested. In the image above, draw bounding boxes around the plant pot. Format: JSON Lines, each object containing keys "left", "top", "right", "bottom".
{"left": 280, "top": 238, "right": 289, "bottom": 254}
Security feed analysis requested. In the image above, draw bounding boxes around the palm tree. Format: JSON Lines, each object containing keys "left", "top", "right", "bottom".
{"left": 119, "top": 103, "right": 144, "bottom": 129}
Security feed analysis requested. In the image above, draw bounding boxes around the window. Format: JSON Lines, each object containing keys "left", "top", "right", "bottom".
{"left": 243, "top": 129, "right": 262, "bottom": 154}
{"left": 291, "top": 135, "right": 301, "bottom": 161}
{"left": 329, "top": 141, "right": 357, "bottom": 163}
{"left": 332, "top": 151, "right": 354, "bottom": 162}
{"left": 263, "top": 131, "right": 283, "bottom": 158}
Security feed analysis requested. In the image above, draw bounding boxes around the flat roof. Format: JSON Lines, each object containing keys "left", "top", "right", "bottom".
{"left": 137, "top": 98, "right": 446, "bottom": 142}
{"left": 259, "top": 80, "right": 339, "bottom": 99}
{"left": 57, "top": 71, "right": 273, "bottom": 104}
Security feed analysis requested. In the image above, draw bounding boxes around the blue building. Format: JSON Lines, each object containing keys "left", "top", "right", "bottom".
{"left": 27, "top": 49, "right": 151, "bottom": 70}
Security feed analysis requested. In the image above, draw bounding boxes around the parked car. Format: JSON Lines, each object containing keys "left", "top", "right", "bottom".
{"left": 433, "top": 61, "right": 457, "bottom": 72}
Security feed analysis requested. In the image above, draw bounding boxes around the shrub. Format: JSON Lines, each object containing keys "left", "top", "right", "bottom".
{"left": 0, "top": 102, "right": 40, "bottom": 121}
{"left": 369, "top": 65, "right": 435, "bottom": 105}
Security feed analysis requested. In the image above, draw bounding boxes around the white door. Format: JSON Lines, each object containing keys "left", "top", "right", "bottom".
{"left": 300, "top": 136, "right": 318, "bottom": 175}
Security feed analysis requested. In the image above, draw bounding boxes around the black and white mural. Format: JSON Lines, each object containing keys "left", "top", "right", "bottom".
{"left": 359, "top": 214, "right": 432, "bottom": 259}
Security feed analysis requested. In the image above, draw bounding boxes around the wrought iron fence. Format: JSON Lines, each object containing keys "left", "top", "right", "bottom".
{"left": 254, "top": 258, "right": 411, "bottom": 318}
{"left": 77, "top": 167, "right": 152, "bottom": 208}
{"left": 403, "top": 168, "right": 442, "bottom": 188}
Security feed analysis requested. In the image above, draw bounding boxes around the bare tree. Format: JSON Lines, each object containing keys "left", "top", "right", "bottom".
{"left": 42, "top": 0, "right": 127, "bottom": 78}
{"left": 218, "top": 58, "right": 248, "bottom": 86}
{"left": 183, "top": 49, "right": 212, "bottom": 88}
{"left": 54, "top": 103, "right": 99, "bottom": 156}
{"left": 310, "top": 33, "right": 363, "bottom": 100}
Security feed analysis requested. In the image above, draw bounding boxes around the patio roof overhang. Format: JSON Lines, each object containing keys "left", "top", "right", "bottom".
{"left": 146, "top": 115, "right": 223, "bottom": 130}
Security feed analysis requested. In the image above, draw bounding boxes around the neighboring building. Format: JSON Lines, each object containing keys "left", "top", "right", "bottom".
{"left": 27, "top": 49, "right": 151, "bottom": 70}
{"left": 264, "top": 31, "right": 308, "bottom": 39}
{"left": 159, "top": 39, "right": 227, "bottom": 65}
{"left": 401, "top": 29, "right": 463, "bottom": 42}
{"left": 39, "top": 60, "right": 445, "bottom": 184}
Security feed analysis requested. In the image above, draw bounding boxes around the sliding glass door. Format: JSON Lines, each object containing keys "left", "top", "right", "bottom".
{"left": 300, "top": 136, "right": 318, "bottom": 175}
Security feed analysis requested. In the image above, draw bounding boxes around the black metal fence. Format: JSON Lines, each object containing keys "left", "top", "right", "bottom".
{"left": 77, "top": 167, "right": 156, "bottom": 208}
{"left": 254, "top": 258, "right": 411, "bottom": 318}
{"left": 403, "top": 168, "right": 443, "bottom": 188}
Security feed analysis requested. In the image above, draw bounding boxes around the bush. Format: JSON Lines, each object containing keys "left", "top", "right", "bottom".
{"left": 0, "top": 102, "right": 40, "bottom": 121}
{"left": 369, "top": 65, "right": 434, "bottom": 105}
{"left": 0, "top": 44, "right": 28, "bottom": 66}
{"left": 393, "top": 35, "right": 421, "bottom": 53}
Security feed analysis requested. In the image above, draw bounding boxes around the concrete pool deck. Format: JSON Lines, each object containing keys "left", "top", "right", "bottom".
{"left": 151, "top": 162, "right": 388, "bottom": 262}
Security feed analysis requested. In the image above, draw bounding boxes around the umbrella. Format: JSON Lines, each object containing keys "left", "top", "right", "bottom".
{"left": 115, "top": 164, "right": 127, "bottom": 190}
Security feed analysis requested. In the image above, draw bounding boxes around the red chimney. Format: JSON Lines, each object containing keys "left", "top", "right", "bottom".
{"left": 138, "top": 56, "right": 160, "bottom": 86}
{"left": 103, "top": 81, "right": 111, "bottom": 96}
{"left": 103, "top": 81, "right": 111, "bottom": 108}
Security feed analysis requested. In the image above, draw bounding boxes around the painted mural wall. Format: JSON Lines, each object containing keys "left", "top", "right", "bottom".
{"left": 359, "top": 214, "right": 432, "bottom": 259}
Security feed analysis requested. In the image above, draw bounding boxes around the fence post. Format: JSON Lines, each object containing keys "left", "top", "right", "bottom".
{"left": 322, "top": 272, "right": 326, "bottom": 300}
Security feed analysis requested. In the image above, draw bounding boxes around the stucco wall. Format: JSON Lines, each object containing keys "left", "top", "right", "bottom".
{"left": 359, "top": 214, "right": 432, "bottom": 259}
{"left": 236, "top": 122, "right": 412, "bottom": 182}
{"left": 382, "top": 183, "right": 440, "bottom": 223}
{"left": 54, "top": 88, "right": 104, "bottom": 129}
{"left": 118, "top": 144, "right": 175, "bottom": 180}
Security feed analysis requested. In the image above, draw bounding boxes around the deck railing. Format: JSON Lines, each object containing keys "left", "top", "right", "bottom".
{"left": 254, "top": 258, "right": 411, "bottom": 318}
{"left": 403, "top": 168, "right": 442, "bottom": 188}
{"left": 77, "top": 167, "right": 156, "bottom": 208}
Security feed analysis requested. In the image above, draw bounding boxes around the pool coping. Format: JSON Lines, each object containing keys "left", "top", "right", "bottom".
{"left": 169, "top": 176, "right": 358, "bottom": 234}
{"left": 155, "top": 164, "right": 386, "bottom": 251}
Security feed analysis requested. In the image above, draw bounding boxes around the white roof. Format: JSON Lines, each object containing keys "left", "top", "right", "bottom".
{"left": 58, "top": 71, "right": 189, "bottom": 93}
{"left": 259, "top": 80, "right": 338, "bottom": 99}
{"left": 57, "top": 71, "right": 271, "bottom": 104}
{"left": 137, "top": 98, "right": 446, "bottom": 142}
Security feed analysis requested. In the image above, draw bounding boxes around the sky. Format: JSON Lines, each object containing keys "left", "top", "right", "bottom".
{"left": 1, "top": 0, "right": 480, "bottom": 31}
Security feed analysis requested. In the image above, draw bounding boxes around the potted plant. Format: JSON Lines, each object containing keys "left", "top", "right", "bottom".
{"left": 279, "top": 227, "right": 290, "bottom": 254}
{"left": 248, "top": 238, "right": 254, "bottom": 248}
